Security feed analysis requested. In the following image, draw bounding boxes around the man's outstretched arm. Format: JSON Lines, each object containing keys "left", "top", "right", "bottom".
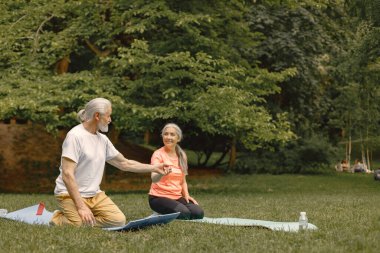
{"left": 107, "top": 153, "right": 170, "bottom": 175}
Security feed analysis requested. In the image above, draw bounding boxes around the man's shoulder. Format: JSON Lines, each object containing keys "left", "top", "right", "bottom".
{"left": 65, "top": 125, "right": 112, "bottom": 144}
{"left": 97, "top": 131, "right": 111, "bottom": 142}
{"left": 66, "top": 124, "right": 85, "bottom": 137}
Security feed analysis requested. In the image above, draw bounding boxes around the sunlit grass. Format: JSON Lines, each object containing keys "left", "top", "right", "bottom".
{"left": 1, "top": 173, "right": 380, "bottom": 253}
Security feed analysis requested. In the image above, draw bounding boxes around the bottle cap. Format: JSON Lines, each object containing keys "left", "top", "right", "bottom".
{"left": 300, "top": 212, "right": 306, "bottom": 216}
{"left": 0, "top": 209, "right": 8, "bottom": 217}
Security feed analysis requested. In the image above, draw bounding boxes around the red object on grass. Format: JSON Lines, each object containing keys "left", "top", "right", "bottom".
{"left": 36, "top": 202, "right": 45, "bottom": 215}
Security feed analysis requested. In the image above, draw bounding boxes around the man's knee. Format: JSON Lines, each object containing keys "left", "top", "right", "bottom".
{"left": 100, "top": 211, "right": 126, "bottom": 227}
{"left": 113, "top": 212, "right": 126, "bottom": 227}
{"left": 50, "top": 210, "right": 83, "bottom": 227}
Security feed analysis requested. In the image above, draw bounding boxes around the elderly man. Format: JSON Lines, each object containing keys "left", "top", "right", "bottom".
{"left": 50, "top": 98, "right": 170, "bottom": 228}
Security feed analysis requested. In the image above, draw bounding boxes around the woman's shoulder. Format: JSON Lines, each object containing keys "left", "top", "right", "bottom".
{"left": 151, "top": 147, "right": 167, "bottom": 164}
{"left": 152, "top": 147, "right": 166, "bottom": 156}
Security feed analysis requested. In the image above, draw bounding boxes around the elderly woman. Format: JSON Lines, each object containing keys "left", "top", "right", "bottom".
{"left": 148, "top": 123, "right": 204, "bottom": 220}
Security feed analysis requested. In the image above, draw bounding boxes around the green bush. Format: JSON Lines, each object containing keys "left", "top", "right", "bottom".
{"left": 233, "top": 135, "right": 338, "bottom": 174}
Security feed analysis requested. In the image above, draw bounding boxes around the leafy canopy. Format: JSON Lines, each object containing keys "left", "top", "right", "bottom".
{"left": 0, "top": 0, "right": 295, "bottom": 154}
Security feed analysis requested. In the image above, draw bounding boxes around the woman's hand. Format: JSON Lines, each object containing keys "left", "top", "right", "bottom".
{"left": 151, "top": 164, "right": 172, "bottom": 183}
{"left": 152, "top": 163, "right": 172, "bottom": 175}
{"left": 185, "top": 195, "right": 199, "bottom": 205}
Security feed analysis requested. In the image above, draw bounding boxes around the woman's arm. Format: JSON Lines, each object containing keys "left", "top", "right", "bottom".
{"left": 150, "top": 152, "right": 173, "bottom": 183}
{"left": 181, "top": 176, "right": 199, "bottom": 205}
{"left": 151, "top": 171, "right": 164, "bottom": 183}
{"left": 181, "top": 176, "right": 190, "bottom": 199}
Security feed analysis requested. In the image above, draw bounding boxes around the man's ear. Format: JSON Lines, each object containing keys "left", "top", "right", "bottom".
{"left": 94, "top": 112, "right": 100, "bottom": 121}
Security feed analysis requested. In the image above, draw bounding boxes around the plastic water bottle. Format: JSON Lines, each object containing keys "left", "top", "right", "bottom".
{"left": 0, "top": 209, "right": 7, "bottom": 217}
{"left": 299, "top": 212, "right": 308, "bottom": 230}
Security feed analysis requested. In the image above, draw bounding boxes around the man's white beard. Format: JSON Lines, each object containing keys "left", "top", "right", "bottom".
{"left": 98, "top": 122, "right": 109, "bottom": 132}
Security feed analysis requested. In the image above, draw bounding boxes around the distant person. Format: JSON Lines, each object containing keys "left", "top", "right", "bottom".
{"left": 361, "top": 160, "right": 373, "bottom": 174}
{"left": 352, "top": 159, "right": 367, "bottom": 173}
{"left": 374, "top": 168, "right": 380, "bottom": 180}
{"left": 148, "top": 123, "right": 204, "bottom": 220}
{"left": 50, "top": 98, "right": 170, "bottom": 228}
{"left": 335, "top": 160, "right": 343, "bottom": 172}
{"left": 335, "top": 160, "right": 349, "bottom": 172}
{"left": 341, "top": 160, "right": 349, "bottom": 172}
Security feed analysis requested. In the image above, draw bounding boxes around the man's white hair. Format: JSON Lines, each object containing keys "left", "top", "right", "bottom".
{"left": 77, "top": 98, "right": 111, "bottom": 123}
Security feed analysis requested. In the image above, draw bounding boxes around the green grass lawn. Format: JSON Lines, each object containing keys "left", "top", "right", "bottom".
{"left": 1, "top": 173, "right": 380, "bottom": 253}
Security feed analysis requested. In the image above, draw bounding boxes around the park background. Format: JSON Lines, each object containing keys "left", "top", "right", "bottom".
{"left": 0, "top": 1, "right": 380, "bottom": 252}
{"left": 1, "top": 0, "right": 379, "bottom": 191}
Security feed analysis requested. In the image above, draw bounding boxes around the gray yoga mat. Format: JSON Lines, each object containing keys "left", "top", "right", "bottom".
{"left": 187, "top": 217, "right": 318, "bottom": 232}
{"left": 1, "top": 204, "right": 318, "bottom": 232}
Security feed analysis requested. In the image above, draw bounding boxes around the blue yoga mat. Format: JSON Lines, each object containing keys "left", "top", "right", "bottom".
{"left": 0, "top": 203, "right": 179, "bottom": 231}
{"left": 103, "top": 212, "right": 180, "bottom": 231}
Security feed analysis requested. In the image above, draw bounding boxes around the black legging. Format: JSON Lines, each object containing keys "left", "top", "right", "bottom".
{"left": 149, "top": 195, "right": 204, "bottom": 220}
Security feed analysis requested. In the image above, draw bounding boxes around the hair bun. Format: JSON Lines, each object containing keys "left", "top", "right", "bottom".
{"left": 77, "top": 109, "right": 86, "bottom": 122}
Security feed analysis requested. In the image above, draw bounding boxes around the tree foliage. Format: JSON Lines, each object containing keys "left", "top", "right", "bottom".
{"left": 1, "top": 0, "right": 378, "bottom": 171}
{"left": 0, "top": 0, "right": 296, "bottom": 167}
{"left": 331, "top": 18, "right": 380, "bottom": 167}
{"left": 248, "top": 0, "right": 349, "bottom": 137}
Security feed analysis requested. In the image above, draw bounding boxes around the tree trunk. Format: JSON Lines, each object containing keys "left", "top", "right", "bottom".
{"left": 195, "top": 151, "right": 203, "bottom": 166}
{"left": 55, "top": 56, "right": 70, "bottom": 74}
{"left": 144, "top": 130, "right": 150, "bottom": 145}
{"left": 360, "top": 132, "right": 366, "bottom": 170}
{"left": 348, "top": 134, "right": 352, "bottom": 168}
{"left": 228, "top": 137, "right": 237, "bottom": 169}
{"left": 109, "top": 126, "right": 120, "bottom": 144}
{"left": 365, "top": 91, "right": 370, "bottom": 171}
{"left": 85, "top": 39, "right": 111, "bottom": 57}
{"left": 200, "top": 149, "right": 213, "bottom": 166}
{"left": 366, "top": 124, "right": 371, "bottom": 171}
{"left": 348, "top": 114, "right": 352, "bottom": 168}
{"left": 211, "top": 147, "right": 229, "bottom": 168}
{"left": 366, "top": 147, "right": 371, "bottom": 171}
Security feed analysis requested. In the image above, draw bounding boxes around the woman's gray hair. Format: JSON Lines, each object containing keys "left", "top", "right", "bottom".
{"left": 77, "top": 98, "right": 112, "bottom": 123}
{"left": 161, "top": 123, "right": 188, "bottom": 174}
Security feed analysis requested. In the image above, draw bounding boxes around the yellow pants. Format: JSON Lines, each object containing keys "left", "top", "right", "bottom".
{"left": 50, "top": 191, "right": 126, "bottom": 228}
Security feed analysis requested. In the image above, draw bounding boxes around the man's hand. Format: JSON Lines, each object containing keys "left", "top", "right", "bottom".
{"left": 77, "top": 205, "right": 96, "bottom": 226}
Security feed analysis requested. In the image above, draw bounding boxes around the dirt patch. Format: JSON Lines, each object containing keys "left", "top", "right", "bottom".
{"left": 0, "top": 121, "right": 64, "bottom": 193}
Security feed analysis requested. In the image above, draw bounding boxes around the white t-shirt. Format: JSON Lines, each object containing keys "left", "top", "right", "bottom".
{"left": 54, "top": 124, "right": 119, "bottom": 197}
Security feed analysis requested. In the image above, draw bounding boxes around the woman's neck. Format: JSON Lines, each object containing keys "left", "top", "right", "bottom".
{"left": 164, "top": 146, "right": 176, "bottom": 156}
